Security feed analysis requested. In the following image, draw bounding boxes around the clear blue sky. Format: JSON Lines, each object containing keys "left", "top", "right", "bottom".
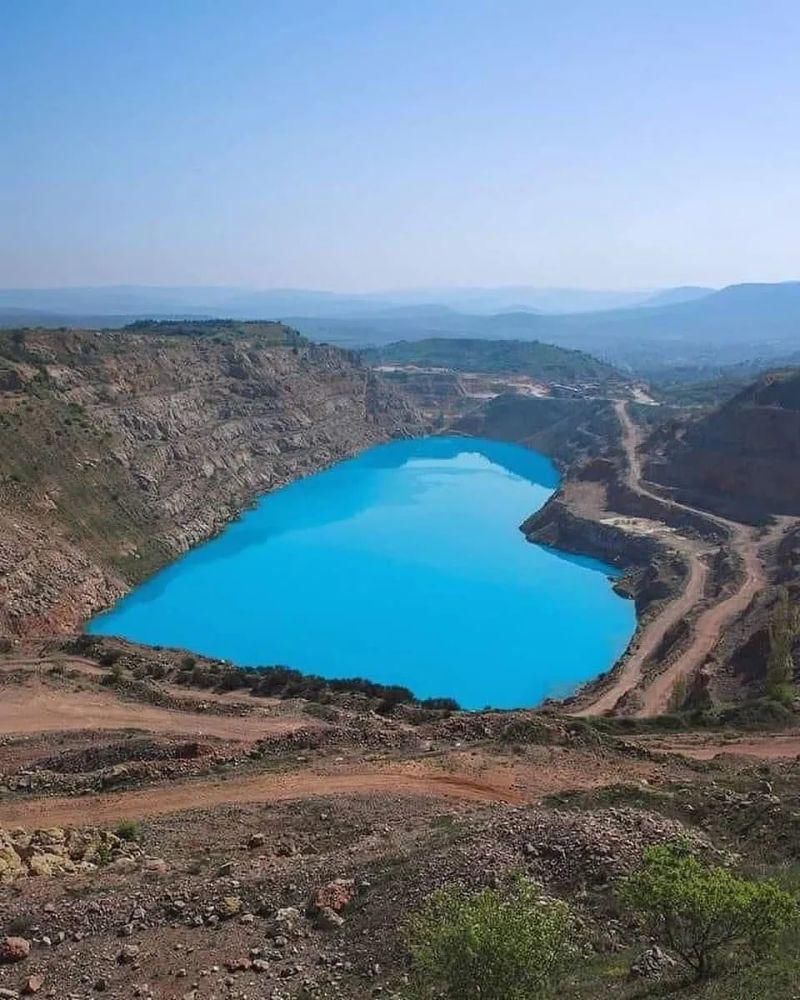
{"left": 2, "top": 0, "right": 799, "bottom": 290}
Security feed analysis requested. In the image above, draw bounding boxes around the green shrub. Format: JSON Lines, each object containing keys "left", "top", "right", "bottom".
{"left": 115, "top": 819, "right": 141, "bottom": 842}
{"left": 766, "top": 589, "right": 799, "bottom": 705}
{"left": 100, "top": 661, "right": 124, "bottom": 686}
{"left": 405, "top": 877, "right": 574, "bottom": 999}
{"left": 618, "top": 844, "right": 797, "bottom": 980}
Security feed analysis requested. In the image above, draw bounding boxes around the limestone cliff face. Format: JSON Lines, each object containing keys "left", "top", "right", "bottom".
{"left": 451, "top": 393, "right": 618, "bottom": 468}
{"left": 0, "top": 327, "right": 422, "bottom": 636}
{"left": 645, "top": 369, "right": 800, "bottom": 522}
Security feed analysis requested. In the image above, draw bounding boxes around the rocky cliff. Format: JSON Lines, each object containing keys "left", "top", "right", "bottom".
{"left": 645, "top": 369, "right": 800, "bottom": 522}
{"left": 0, "top": 325, "right": 422, "bottom": 636}
{"left": 451, "top": 392, "right": 619, "bottom": 468}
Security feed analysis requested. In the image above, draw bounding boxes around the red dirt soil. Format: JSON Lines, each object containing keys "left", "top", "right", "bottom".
{"left": 0, "top": 680, "right": 316, "bottom": 741}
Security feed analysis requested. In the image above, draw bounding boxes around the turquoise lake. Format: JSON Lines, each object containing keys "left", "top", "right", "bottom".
{"left": 88, "top": 436, "right": 635, "bottom": 709}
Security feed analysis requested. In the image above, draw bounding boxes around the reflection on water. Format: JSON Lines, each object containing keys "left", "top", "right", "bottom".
{"left": 88, "top": 436, "right": 634, "bottom": 709}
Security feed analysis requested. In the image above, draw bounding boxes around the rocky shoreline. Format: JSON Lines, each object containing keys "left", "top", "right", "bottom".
{"left": 0, "top": 327, "right": 424, "bottom": 638}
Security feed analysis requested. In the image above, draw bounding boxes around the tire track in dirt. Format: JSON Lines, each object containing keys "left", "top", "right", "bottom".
{"left": 0, "top": 769, "right": 528, "bottom": 828}
{"left": 639, "top": 732, "right": 800, "bottom": 761}
{"left": 577, "top": 401, "right": 781, "bottom": 717}
{"left": 0, "top": 678, "right": 314, "bottom": 741}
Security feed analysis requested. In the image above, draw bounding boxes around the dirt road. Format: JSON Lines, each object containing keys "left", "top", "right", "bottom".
{"left": 640, "top": 525, "right": 776, "bottom": 715}
{"left": 577, "top": 401, "right": 778, "bottom": 717}
{"left": 0, "top": 746, "right": 668, "bottom": 827}
{"left": 0, "top": 679, "right": 314, "bottom": 741}
{"left": 641, "top": 731, "right": 800, "bottom": 760}
{"left": 0, "top": 768, "right": 527, "bottom": 829}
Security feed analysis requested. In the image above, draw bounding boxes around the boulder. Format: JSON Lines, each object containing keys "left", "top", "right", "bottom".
{"left": 265, "top": 907, "right": 302, "bottom": 939}
{"left": 629, "top": 945, "right": 677, "bottom": 980}
{"left": 307, "top": 878, "right": 355, "bottom": 915}
{"left": 117, "top": 943, "right": 141, "bottom": 964}
{"left": 0, "top": 936, "right": 31, "bottom": 963}
{"left": 218, "top": 896, "right": 242, "bottom": 919}
{"left": 314, "top": 906, "right": 345, "bottom": 931}
{"left": 0, "top": 834, "right": 26, "bottom": 883}
{"left": 27, "top": 853, "right": 76, "bottom": 877}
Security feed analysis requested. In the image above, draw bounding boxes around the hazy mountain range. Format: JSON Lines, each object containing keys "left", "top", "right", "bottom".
{"left": 288, "top": 282, "right": 800, "bottom": 371}
{"left": 1, "top": 281, "right": 798, "bottom": 375}
{"left": 0, "top": 283, "right": 713, "bottom": 321}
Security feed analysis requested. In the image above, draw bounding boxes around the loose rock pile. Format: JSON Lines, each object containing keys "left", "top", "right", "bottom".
{"left": 0, "top": 827, "right": 142, "bottom": 883}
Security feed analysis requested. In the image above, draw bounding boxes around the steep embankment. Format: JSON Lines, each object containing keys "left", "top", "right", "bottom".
{"left": 452, "top": 392, "right": 620, "bottom": 467}
{"left": 646, "top": 369, "right": 800, "bottom": 522}
{"left": 577, "top": 402, "right": 780, "bottom": 716}
{"left": 461, "top": 390, "right": 789, "bottom": 716}
{"left": 0, "top": 324, "right": 422, "bottom": 636}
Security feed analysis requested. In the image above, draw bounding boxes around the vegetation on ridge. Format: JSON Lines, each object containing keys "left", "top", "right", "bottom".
{"left": 361, "top": 337, "right": 623, "bottom": 383}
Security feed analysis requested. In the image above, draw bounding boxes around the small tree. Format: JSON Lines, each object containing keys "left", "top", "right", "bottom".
{"left": 766, "top": 589, "right": 799, "bottom": 704}
{"left": 405, "top": 877, "right": 574, "bottom": 1000}
{"left": 618, "top": 844, "right": 797, "bottom": 980}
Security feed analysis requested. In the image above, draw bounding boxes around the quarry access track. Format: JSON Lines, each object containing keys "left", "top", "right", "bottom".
{"left": 576, "top": 400, "right": 782, "bottom": 718}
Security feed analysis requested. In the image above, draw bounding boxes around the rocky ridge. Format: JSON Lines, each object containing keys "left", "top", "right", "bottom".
{"left": 0, "top": 326, "right": 422, "bottom": 637}
{"left": 646, "top": 369, "right": 800, "bottom": 522}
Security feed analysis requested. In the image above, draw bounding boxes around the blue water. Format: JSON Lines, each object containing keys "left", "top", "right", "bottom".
{"left": 88, "top": 436, "right": 635, "bottom": 709}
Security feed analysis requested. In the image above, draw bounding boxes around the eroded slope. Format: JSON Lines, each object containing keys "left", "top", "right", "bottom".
{"left": 0, "top": 325, "right": 422, "bottom": 636}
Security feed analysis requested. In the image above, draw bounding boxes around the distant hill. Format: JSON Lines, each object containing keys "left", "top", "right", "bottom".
{"left": 362, "top": 337, "right": 623, "bottom": 384}
{"left": 292, "top": 282, "right": 800, "bottom": 372}
{"left": 0, "top": 283, "right": 708, "bottom": 320}
{"left": 121, "top": 319, "right": 304, "bottom": 343}
{"left": 638, "top": 286, "right": 715, "bottom": 308}
{"left": 3, "top": 282, "right": 799, "bottom": 372}
{"left": 646, "top": 367, "right": 800, "bottom": 520}
{"left": 0, "top": 308, "right": 220, "bottom": 329}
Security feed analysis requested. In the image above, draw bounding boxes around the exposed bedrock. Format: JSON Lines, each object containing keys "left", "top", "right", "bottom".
{"left": 645, "top": 370, "right": 800, "bottom": 523}
{"left": 451, "top": 393, "right": 619, "bottom": 468}
{"left": 0, "top": 327, "right": 424, "bottom": 636}
{"left": 521, "top": 494, "right": 686, "bottom": 618}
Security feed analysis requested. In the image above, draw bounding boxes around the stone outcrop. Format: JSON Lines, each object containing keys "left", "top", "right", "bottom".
{"left": 0, "top": 826, "right": 142, "bottom": 883}
{"left": 646, "top": 369, "right": 800, "bottom": 522}
{"left": 0, "top": 326, "right": 422, "bottom": 636}
{"left": 452, "top": 392, "right": 618, "bottom": 468}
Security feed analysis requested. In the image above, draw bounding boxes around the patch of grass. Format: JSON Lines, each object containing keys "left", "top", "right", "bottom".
{"left": 115, "top": 819, "right": 142, "bottom": 842}
{"left": 582, "top": 698, "right": 797, "bottom": 735}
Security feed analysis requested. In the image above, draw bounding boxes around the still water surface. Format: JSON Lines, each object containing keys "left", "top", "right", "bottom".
{"left": 88, "top": 437, "right": 635, "bottom": 708}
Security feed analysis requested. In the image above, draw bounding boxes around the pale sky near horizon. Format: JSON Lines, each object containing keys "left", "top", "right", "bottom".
{"left": 2, "top": 0, "right": 799, "bottom": 292}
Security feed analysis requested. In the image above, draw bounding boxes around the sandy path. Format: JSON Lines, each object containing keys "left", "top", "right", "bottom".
{"left": 0, "top": 682, "right": 313, "bottom": 741}
{"left": 577, "top": 401, "right": 778, "bottom": 717}
{"left": 0, "top": 656, "right": 281, "bottom": 710}
{"left": 643, "top": 733, "right": 800, "bottom": 761}
{"left": 639, "top": 525, "right": 776, "bottom": 715}
{"left": 0, "top": 768, "right": 527, "bottom": 828}
{"left": 0, "top": 745, "right": 667, "bottom": 827}
{"left": 578, "top": 556, "right": 709, "bottom": 716}
{"left": 0, "top": 655, "right": 107, "bottom": 678}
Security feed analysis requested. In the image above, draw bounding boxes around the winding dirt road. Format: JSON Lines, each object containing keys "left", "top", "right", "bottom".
{"left": 577, "top": 401, "right": 780, "bottom": 717}
{"left": 0, "top": 656, "right": 315, "bottom": 741}
{"left": 0, "top": 742, "right": 670, "bottom": 827}
{"left": 0, "top": 769, "right": 528, "bottom": 828}
{"left": 0, "top": 681, "right": 312, "bottom": 741}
